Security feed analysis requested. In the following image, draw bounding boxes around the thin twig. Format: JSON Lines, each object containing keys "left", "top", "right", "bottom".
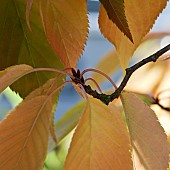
{"left": 83, "top": 44, "right": 170, "bottom": 105}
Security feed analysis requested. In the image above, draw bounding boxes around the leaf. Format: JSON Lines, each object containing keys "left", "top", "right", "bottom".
{"left": 26, "top": 0, "right": 34, "bottom": 30}
{"left": 39, "top": 0, "right": 89, "bottom": 68}
{"left": 64, "top": 97, "right": 133, "bottom": 170}
{"left": 48, "top": 100, "right": 86, "bottom": 151}
{"left": 99, "top": 0, "right": 133, "bottom": 42}
{"left": 91, "top": 49, "right": 120, "bottom": 86}
{"left": 0, "top": 79, "right": 58, "bottom": 169}
{"left": 155, "top": 61, "right": 170, "bottom": 95}
{"left": 0, "top": 64, "right": 33, "bottom": 93}
{"left": 0, "top": 0, "right": 64, "bottom": 97}
{"left": 99, "top": 1, "right": 167, "bottom": 70}
{"left": 49, "top": 105, "right": 58, "bottom": 144}
{"left": 132, "top": 92, "right": 156, "bottom": 106}
{"left": 125, "top": 60, "right": 168, "bottom": 94}
{"left": 121, "top": 91, "right": 169, "bottom": 170}
{"left": 0, "top": 97, "right": 52, "bottom": 169}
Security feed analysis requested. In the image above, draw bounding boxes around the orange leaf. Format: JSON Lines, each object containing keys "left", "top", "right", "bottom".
{"left": 99, "top": 1, "right": 167, "bottom": 70}
{"left": 64, "top": 97, "right": 133, "bottom": 170}
{"left": 39, "top": 0, "right": 89, "bottom": 68}
{"left": 0, "top": 79, "right": 56, "bottom": 169}
{"left": 0, "top": 64, "right": 33, "bottom": 93}
{"left": 125, "top": 61, "right": 168, "bottom": 94}
{"left": 99, "top": 0, "right": 133, "bottom": 42}
{"left": 121, "top": 91, "right": 169, "bottom": 170}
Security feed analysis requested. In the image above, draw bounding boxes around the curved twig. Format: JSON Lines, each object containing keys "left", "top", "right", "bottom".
{"left": 80, "top": 68, "right": 117, "bottom": 90}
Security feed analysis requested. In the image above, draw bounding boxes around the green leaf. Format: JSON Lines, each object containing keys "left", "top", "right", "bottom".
{"left": 99, "top": 0, "right": 133, "bottom": 42}
{"left": 0, "top": 0, "right": 64, "bottom": 97}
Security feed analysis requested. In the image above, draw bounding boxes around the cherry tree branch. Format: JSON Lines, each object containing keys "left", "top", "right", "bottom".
{"left": 83, "top": 44, "right": 170, "bottom": 105}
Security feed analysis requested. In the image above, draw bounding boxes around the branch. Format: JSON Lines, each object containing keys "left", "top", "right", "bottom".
{"left": 83, "top": 44, "right": 170, "bottom": 105}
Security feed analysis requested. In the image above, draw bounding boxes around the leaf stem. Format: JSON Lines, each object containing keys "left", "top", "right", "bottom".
{"left": 81, "top": 68, "right": 117, "bottom": 89}
{"left": 31, "top": 67, "right": 74, "bottom": 78}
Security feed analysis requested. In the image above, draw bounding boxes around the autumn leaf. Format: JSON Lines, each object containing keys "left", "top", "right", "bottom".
{"left": 0, "top": 97, "right": 52, "bottom": 170}
{"left": 39, "top": 0, "right": 89, "bottom": 68}
{"left": 64, "top": 97, "right": 133, "bottom": 170}
{"left": 121, "top": 91, "right": 169, "bottom": 170}
{"left": 91, "top": 49, "right": 120, "bottom": 86}
{"left": 0, "top": 64, "right": 33, "bottom": 93}
{"left": 125, "top": 60, "right": 168, "bottom": 94}
{"left": 99, "top": 0, "right": 133, "bottom": 42}
{"left": 0, "top": 0, "right": 64, "bottom": 97}
{"left": 99, "top": 0, "right": 167, "bottom": 70}
{"left": 0, "top": 78, "right": 59, "bottom": 170}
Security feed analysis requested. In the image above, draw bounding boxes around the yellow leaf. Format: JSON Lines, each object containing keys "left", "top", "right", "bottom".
{"left": 0, "top": 64, "right": 33, "bottom": 93}
{"left": 0, "top": 79, "right": 57, "bottom": 170}
{"left": 121, "top": 91, "right": 169, "bottom": 170}
{"left": 64, "top": 97, "right": 133, "bottom": 170}
{"left": 39, "top": 0, "right": 89, "bottom": 68}
{"left": 99, "top": 1, "right": 167, "bottom": 70}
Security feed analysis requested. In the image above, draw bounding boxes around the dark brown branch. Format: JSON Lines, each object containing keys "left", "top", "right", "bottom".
{"left": 83, "top": 44, "right": 170, "bottom": 105}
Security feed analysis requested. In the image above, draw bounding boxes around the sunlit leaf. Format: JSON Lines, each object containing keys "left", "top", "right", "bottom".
{"left": 0, "top": 97, "right": 52, "bottom": 169}
{"left": 39, "top": 0, "right": 89, "bottom": 68}
{"left": 0, "top": 0, "right": 64, "bottom": 97}
{"left": 93, "top": 32, "right": 169, "bottom": 85}
{"left": 0, "top": 79, "right": 58, "bottom": 170}
{"left": 155, "top": 61, "right": 170, "bottom": 94}
{"left": 0, "top": 64, "right": 33, "bottom": 93}
{"left": 125, "top": 61, "right": 168, "bottom": 94}
{"left": 99, "top": 1, "right": 167, "bottom": 70}
{"left": 99, "top": 0, "right": 133, "bottom": 42}
{"left": 123, "top": 33, "right": 169, "bottom": 94}
{"left": 121, "top": 91, "right": 169, "bottom": 170}
{"left": 64, "top": 97, "right": 133, "bottom": 170}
